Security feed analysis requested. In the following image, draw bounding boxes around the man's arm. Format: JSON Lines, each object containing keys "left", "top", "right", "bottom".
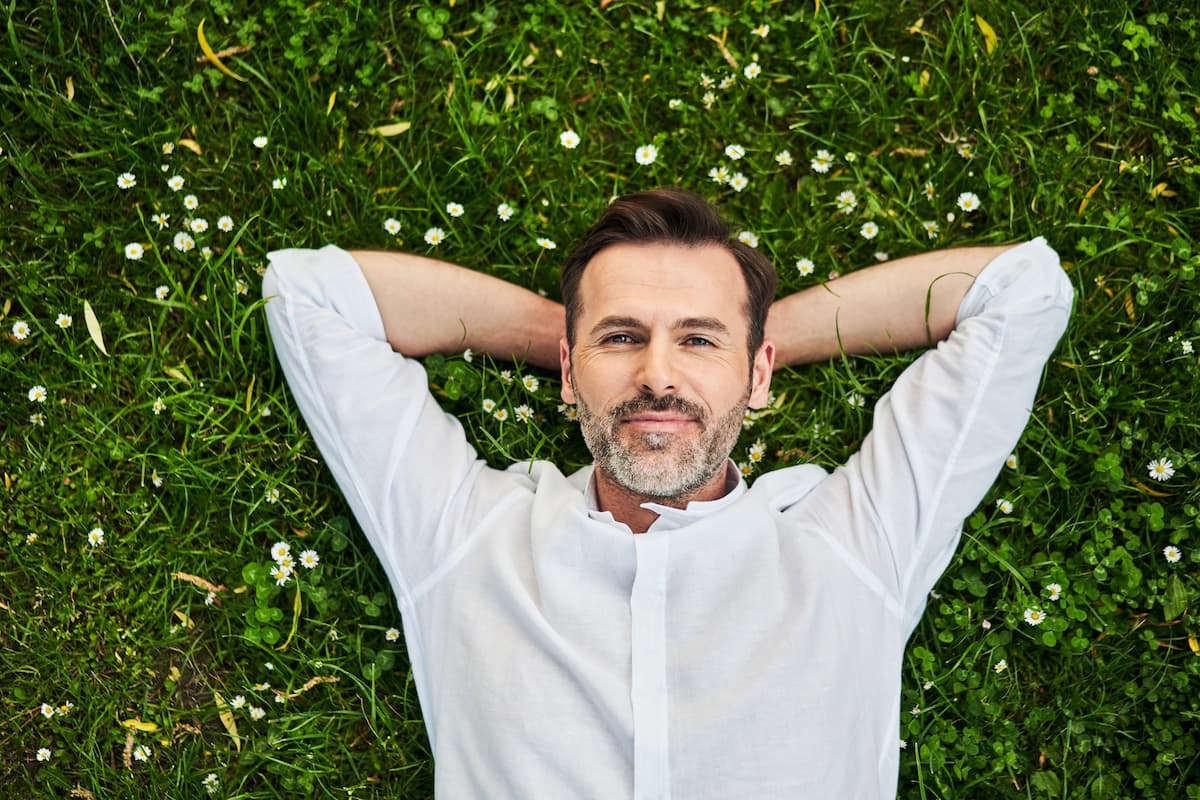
{"left": 348, "top": 244, "right": 1015, "bottom": 371}
{"left": 350, "top": 250, "right": 565, "bottom": 370}
{"left": 765, "top": 245, "right": 1015, "bottom": 367}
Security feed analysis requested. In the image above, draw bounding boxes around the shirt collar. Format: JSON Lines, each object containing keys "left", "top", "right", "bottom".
{"left": 580, "top": 461, "right": 748, "bottom": 531}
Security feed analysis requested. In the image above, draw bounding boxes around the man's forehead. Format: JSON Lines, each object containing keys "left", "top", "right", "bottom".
{"left": 580, "top": 242, "right": 746, "bottom": 302}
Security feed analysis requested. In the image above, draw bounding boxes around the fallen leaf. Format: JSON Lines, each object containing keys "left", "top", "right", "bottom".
{"left": 213, "top": 692, "right": 241, "bottom": 751}
{"left": 83, "top": 300, "right": 108, "bottom": 356}
{"left": 177, "top": 138, "right": 203, "bottom": 155}
{"left": 1078, "top": 178, "right": 1103, "bottom": 215}
{"left": 367, "top": 121, "right": 411, "bottom": 137}
{"left": 327, "top": 90, "right": 337, "bottom": 115}
{"left": 975, "top": 15, "right": 998, "bottom": 54}
{"left": 706, "top": 29, "right": 738, "bottom": 70}
{"left": 1131, "top": 478, "right": 1171, "bottom": 498}
{"left": 1149, "top": 182, "right": 1176, "bottom": 198}
{"left": 197, "top": 19, "right": 247, "bottom": 82}
{"left": 1189, "top": 637, "right": 1199, "bottom": 656}
{"left": 1124, "top": 289, "right": 1135, "bottom": 321}
{"left": 172, "top": 609, "right": 195, "bottom": 630}
{"left": 122, "top": 718, "right": 160, "bottom": 733}
{"left": 171, "top": 572, "right": 225, "bottom": 593}
{"left": 164, "top": 365, "right": 191, "bottom": 383}
{"left": 890, "top": 147, "right": 929, "bottom": 157}
{"left": 919, "top": 69, "right": 930, "bottom": 91}
{"left": 244, "top": 375, "right": 255, "bottom": 414}
{"left": 66, "top": 76, "right": 75, "bottom": 101}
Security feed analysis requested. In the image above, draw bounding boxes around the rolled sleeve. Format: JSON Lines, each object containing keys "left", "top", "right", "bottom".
{"left": 830, "top": 238, "right": 1073, "bottom": 626}
{"left": 262, "top": 246, "right": 483, "bottom": 599}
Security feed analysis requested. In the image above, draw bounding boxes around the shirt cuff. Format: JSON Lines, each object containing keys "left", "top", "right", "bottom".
{"left": 265, "top": 245, "right": 388, "bottom": 343}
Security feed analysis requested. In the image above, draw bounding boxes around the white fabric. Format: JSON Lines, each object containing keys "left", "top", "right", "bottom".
{"left": 263, "top": 239, "right": 1072, "bottom": 798}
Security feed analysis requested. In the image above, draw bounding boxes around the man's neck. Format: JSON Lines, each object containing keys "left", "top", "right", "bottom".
{"left": 592, "top": 465, "right": 733, "bottom": 534}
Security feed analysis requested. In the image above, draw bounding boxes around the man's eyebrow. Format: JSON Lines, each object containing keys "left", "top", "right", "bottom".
{"left": 588, "top": 315, "right": 732, "bottom": 337}
{"left": 674, "top": 317, "right": 731, "bottom": 336}
{"left": 589, "top": 316, "right": 648, "bottom": 336}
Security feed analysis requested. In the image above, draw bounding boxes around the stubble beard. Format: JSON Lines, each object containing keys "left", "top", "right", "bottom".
{"left": 574, "top": 384, "right": 749, "bottom": 503}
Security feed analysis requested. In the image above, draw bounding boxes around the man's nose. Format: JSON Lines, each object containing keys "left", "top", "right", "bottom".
{"left": 636, "top": 338, "right": 677, "bottom": 396}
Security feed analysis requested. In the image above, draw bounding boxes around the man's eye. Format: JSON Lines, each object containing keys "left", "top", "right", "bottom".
{"left": 604, "top": 333, "right": 635, "bottom": 345}
{"left": 684, "top": 336, "right": 713, "bottom": 346}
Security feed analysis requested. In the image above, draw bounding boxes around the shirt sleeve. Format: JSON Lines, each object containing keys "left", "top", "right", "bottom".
{"left": 815, "top": 238, "right": 1074, "bottom": 628}
{"left": 262, "top": 245, "right": 487, "bottom": 602}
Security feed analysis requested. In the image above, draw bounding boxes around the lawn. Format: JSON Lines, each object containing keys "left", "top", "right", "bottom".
{"left": 2, "top": 1, "right": 1198, "bottom": 797}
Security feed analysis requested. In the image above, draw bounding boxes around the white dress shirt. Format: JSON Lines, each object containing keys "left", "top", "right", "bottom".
{"left": 263, "top": 239, "right": 1072, "bottom": 798}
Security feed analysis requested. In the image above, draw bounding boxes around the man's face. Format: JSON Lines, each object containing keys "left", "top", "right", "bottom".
{"left": 559, "top": 242, "right": 774, "bottom": 501}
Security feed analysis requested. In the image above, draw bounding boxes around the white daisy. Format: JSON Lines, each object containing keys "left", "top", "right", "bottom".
{"left": 424, "top": 227, "right": 446, "bottom": 246}
{"left": 117, "top": 172, "right": 136, "bottom": 189}
{"left": 173, "top": 232, "right": 195, "bottom": 252}
{"left": 383, "top": 217, "right": 401, "bottom": 235}
{"left": 775, "top": 150, "right": 792, "bottom": 166}
{"left": 956, "top": 192, "right": 981, "bottom": 212}
{"left": 810, "top": 149, "right": 834, "bottom": 173}
{"left": 11, "top": 320, "right": 30, "bottom": 339}
{"left": 125, "top": 242, "right": 145, "bottom": 260}
{"left": 1147, "top": 457, "right": 1175, "bottom": 481}
{"left": 1163, "top": 545, "right": 1181, "bottom": 563}
{"left": 743, "top": 62, "right": 762, "bottom": 79}
{"left": 1023, "top": 608, "right": 1045, "bottom": 626}
{"left": 446, "top": 202, "right": 465, "bottom": 217}
{"left": 860, "top": 221, "right": 879, "bottom": 239}
{"left": 28, "top": 385, "right": 47, "bottom": 402}
{"left": 728, "top": 172, "right": 749, "bottom": 192}
{"left": 497, "top": 203, "right": 514, "bottom": 221}
{"left": 559, "top": 130, "right": 581, "bottom": 149}
{"left": 536, "top": 237, "right": 557, "bottom": 250}
{"left": 253, "top": 136, "right": 268, "bottom": 149}
{"left": 725, "top": 144, "right": 746, "bottom": 160}
{"left": 795, "top": 258, "right": 815, "bottom": 276}
{"left": 183, "top": 194, "right": 199, "bottom": 210}
{"left": 635, "top": 144, "right": 658, "bottom": 165}
{"left": 167, "top": 175, "right": 185, "bottom": 191}
{"left": 87, "top": 527, "right": 105, "bottom": 546}
{"left": 737, "top": 230, "right": 759, "bottom": 248}
{"left": 217, "top": 215, "right": 234, "bottom": 232}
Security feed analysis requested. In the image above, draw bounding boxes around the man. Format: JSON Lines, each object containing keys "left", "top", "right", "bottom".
{"left": 264, "top": 188, "right": 1072, "bottom": 797}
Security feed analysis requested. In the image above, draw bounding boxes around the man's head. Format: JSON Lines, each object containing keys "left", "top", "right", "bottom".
{"left": 560, "top": 188, "right": 777, "bottom": 359}
{"left": 557, "top": 189, "right": 778, "bottom": 504}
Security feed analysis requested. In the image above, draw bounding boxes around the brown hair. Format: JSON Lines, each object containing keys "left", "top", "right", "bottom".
{"left": 560, "top": 188, "right": 778, "bottom": 356}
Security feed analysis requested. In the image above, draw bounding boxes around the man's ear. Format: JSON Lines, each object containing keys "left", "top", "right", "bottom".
{"left": 748, "top": 340, "right": 775, "bottom": 409}
{"left": 559, "top": 337, "right": 576, "bottom": 404}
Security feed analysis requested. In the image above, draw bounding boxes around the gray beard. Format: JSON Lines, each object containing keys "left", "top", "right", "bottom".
{"left": 574, "top": 385, "right": 749, "bottom": 503}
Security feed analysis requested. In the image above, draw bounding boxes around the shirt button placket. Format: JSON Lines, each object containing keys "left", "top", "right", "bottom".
{"left": 630, "top": 535, "right": 671, "bottom": 800}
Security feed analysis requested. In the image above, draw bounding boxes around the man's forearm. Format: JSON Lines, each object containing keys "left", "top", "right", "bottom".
{"left": 350, "top": 250, "right": 565, "bottom": 370}
{"left": 765, "top": 245, "right": 1016, "bottom": 367}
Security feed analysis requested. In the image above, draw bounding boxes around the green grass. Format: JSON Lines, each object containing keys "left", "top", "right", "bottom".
{"left": 2, "top": 1, "right": 1198, "bottom": 797}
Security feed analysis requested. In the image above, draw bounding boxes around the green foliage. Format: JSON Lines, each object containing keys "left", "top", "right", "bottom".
{"left": 1, "top": 0, "right": 1198, "bottom": 797}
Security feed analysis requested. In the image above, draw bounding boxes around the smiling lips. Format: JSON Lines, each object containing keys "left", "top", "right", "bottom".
{"left": 622, "top": 412, "right": 697, "bottom": 431}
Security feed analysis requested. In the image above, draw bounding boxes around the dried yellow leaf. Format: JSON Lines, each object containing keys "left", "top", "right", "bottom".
{"left": 164, "top": 365, "right": 191, "bottom": 383}
{"left": 197, "top": 19, "right": 247, "bottom": 82}
{"left": 1078, "top": 178, "right": 1103, "bottom": 215}
{"left": 1124, "top": 289, "right": 1135, "bottom": 321}
{"left": 1149, "top": 182, "right": 1175, "bottom": 198}
{"left": 367, "top": 121, "right": 412, "bottom": 137}
{"left": 122, "top": 718, "right": 160, "bottom": 732}
{"left": 172, "top": 609, "right": 195, "bottom": 630}
{"left": 327, "top": 90, "right": 337, "bottom": 115}
{"left": 919, "top": 70, "right": 930, "bottom": 90}
{"left": 177, "top": 138, "right": 203, "bottom": 155}
{"left": 66, "top": 76, "right": 75, "bottom": 102}
{"left": 213, "top": 692, "right": 241, "bottom": 751}
{"left": 975, "top": 15, "right": 998, "bottom": 54}
{"left": 1130, "top": 478, "right": 1170, "bottom": 498}
{"left": 82, "top": 300, "right": 108, "bottom": 356}
{"left": 1189, "top": 637, "right": 1199, "bottom": 656}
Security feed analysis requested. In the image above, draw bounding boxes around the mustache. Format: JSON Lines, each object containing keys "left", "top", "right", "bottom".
{"left": 609, "top": 393, "right": 707, "bottom": 422}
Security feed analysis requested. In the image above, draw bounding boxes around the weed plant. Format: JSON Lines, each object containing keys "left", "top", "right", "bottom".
{"left": 2, "top": 1, "right": 1198, "bottom": 798}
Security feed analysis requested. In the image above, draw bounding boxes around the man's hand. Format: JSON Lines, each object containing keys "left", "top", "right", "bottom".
{"left": 351, "top": 250, "right": 566, "bottom": 370}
